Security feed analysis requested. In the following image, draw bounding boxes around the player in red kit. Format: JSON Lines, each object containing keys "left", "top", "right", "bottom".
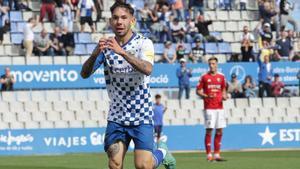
{"left": 196, "top": 57, "right": 227, "bottom": 162}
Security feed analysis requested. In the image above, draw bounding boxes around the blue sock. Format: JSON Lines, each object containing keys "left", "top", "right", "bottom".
{"left": 153, "top": 149, "right": 164, "bottom": 168}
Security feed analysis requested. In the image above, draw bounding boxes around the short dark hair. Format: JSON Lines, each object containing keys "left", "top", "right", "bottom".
{"left": 110, "top": 1, "right": 134, "bottom": 15}
{"left": 208, "top": 56, "right": 218, "bottom": 62}
{"left": 155, "top": 94, "right": 161, "bottom": 99}
{"left": 274, "top": 73, "right": 280, "bottom": 77}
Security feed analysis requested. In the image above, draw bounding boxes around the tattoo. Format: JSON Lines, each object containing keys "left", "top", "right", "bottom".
{"left": 122, "top": 52, "right": 152, "bottom": 76}
{"left": 107, "top": 143, "right": 120, "bottom": 158}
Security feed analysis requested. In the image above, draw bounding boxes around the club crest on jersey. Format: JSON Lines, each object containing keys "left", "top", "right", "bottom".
{"left": 217, "top": 78, "right": 221, "bottom": 82}
{"left": 207, "top": 79, "right": 211, "bottom": 82}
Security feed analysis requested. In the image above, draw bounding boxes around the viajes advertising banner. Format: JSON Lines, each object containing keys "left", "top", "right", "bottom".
{"left": 0, "top": 124, "right": 299, "bottom": 155}
{"left": 0, "top": 62, "right": 299, "bottom": 89}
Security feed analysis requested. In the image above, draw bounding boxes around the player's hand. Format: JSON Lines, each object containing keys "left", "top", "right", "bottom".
{"left": 92, "top": 38, "right": 107, "bottom": 57}
{"left": 106, "top": 37, "right": 126, "bottom": 56}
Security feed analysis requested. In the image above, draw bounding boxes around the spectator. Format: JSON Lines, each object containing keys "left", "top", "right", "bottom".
{"left": 271, "top": 73, "right": 285, "bottom": 97}
{"left": 50, "top": 27, "right": 66, "bottom": 56}
{"left": 189, "top": 0, "right": 204, "bottom": 19}
{"left": 195, "top": 15, "right": 218, "bottom": 42}
{"left": 60, "top": 27, "right": 75, "bottom": 55}
{"left": 185, "top": 17, "right": 202, "bottom": 43}
{"left": 287, "top": 29, "right": 295, "bottom": 41}
{"left": 153, "top": 94, "right": 167, "bottom": 142}
{"left": 93, "top": 0, "right": 103, "bottom": 22}
{"left": 176, "top": 44, "right": 185, "bottom": 62}
{"left": 257, "top": 23, "right": 273, "bottom": 45}
{"left": 170, "top": 18, "right": 185, "bottom": 42}
{"left": 241, "top": 39, "right": 255, "bottom": 62}
{"left": 157, "top": 4, "right": 172, "bottom": 42}
{"left": 0, "top": 67, "right": 15, "bottom": 91}
{"left": 0, "top": 19, "right": 9, "bottom": 45}
{"left": 138, "top": 3, "right": 152, "bottom": 30}
{"left": 0, "top": 0, "right": 9, "bottom": 26}
{"left": 275, "top": 31, "right": 293, "bottom": 61}
{"left": 8, "top": 0, "right": 19, "bottom": 10}
{"left": 33, "top": 29, "right": 54, "bottom": 56}
{"left": 241, "top": 25, "right": 255, "bottom": 42}
{"left": 240, "top": 0, "right": 247, "bottom": 10}
{"left": 224, "top": 0, "right": 233, "bottom": 10}
{"left": 228, "top": 73, "right": 243, "bottom": 98}
{"left": 189, "top": 38, "right": 205, "bottom": 63}
{"left": 259, "top": 40, "right": 274, "bottom": 61}
{"left": 76, "top": 0, "right": 96, "bottom": 32}
{"left": 279, "top": 0, "right": 298, "bottom": 32}
{"left": 40, "top": 0, "right": 56, "bottom": 22}
{"left": 162, "top": 41, "right": 177, "bottom": 63}
{"left": 242, "top": 75, "right": 256, "bottom": 97}
{"left": 61, "top": 0, "right": 73, "bottom": 32}
{"left": 176, "top": 58, "right": 192, "bottom": 99}
{"left": 172, "top": 0, "right": 184, "bottom": 21}
{"left": 18, "top": 0, "right": 32, "bottom": 11}
{"left": 259, "top": 1, "right": 278, "bottom": 27}
{"left": 23, "top": 17, "right": 37, "bottom": 58}
{"left": 241, "top": 26, "right": 255, "bottom": 62}
{"left": 258, "top": 54, "right": 273, "bottom": 97}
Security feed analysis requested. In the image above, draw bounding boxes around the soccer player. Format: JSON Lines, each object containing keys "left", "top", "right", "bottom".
{"left": 153, "top": 94, "right": 167, "bottom": 142}
{"left": 80, "top": 2, "right": 172, "bottom": 169}
{"left": 196, "top": 57, "right": 227, "bottom": 162}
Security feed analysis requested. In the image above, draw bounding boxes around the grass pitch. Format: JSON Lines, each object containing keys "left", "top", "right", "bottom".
{"left": 0, "top": 150, "right": 299, "bottom": 169}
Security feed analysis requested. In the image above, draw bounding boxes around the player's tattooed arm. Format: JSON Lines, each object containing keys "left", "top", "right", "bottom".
{"left": 121, "top": 52, "right": 153, "bottom": 76}
{"left": 81, "top": 38, "right": 107, "bottom": 78}
{"left": 106, "top": 38, "right": 153, "bottom": 76}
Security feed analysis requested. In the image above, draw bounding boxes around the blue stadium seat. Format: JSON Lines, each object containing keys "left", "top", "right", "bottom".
{"left": 204, "top": 43, "right": 218, "bottom": 54}
{"left": 17, "top": 22, "right": 26, "bottom": 32}
{"left": 86, "top": 43, "right": 97, "bottom": 55}
{"left": 210, "top": 32, "right": 221, "bottom": 37}
{"left": 9, "top": 11, "right": 23, "bottom": 22}
{"left": 184, "top": 43, "right": 192, "bottom": 54}
{"left": 77, "top": 33, "right": 92, "bottom": 43}
{"left": 11, "top": 33, "right": 24, "bottom": 44}
{"left": 10, "top": 22, "right": 18, "bottom": 32}
{"left": 74, "top": 44, "right": 87, "bottom": 55}
{"left": 218, "top": 42, "right": 232, "bottom": 54}
{"left": 153, "top": 43, "right": 164, "bottom": 55}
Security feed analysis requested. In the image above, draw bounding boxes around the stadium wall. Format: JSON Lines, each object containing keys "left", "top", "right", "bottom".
{"left": 0, "top": 124, "right": 300, "bottom": 155}
{"left": 0, "top": 62, "right": 299, "bottom": 89}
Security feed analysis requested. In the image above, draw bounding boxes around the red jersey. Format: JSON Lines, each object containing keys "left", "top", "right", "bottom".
{"left": 197, "top": 72, "right": 226, "bottom": 109}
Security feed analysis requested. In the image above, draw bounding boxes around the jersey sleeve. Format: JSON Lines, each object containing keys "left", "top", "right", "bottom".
{"left": 92, "top": 52, "right": 105, "bottom": 72}
{"left": 196, "top": 75, "right": 204, "bottom": 90}
{"left": 140, "top": 38, "right": 154, "bottom": 65}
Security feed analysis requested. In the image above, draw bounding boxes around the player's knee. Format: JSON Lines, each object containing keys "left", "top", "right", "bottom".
{"left": 135, "top": 158, "right": 153, "bottom": 169}
{"left": 216, "top": 129, "right": 223, "bottom": 135}
{"left": 206, "top": 129, "right": 213, "bottom": 134}
{"left": 108, "top": 159, "right": 122, "bottom": 169}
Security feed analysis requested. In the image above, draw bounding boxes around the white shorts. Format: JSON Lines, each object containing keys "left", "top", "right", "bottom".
{"left": 204, "top": 109, "right": 226, "bottom": 129}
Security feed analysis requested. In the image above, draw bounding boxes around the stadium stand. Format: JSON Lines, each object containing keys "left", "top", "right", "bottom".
{"left": 0, "top": 90, "right": 300, "bottom": 129}
{"left": 0, "top": 0, "right": 299, "bottom": 131}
